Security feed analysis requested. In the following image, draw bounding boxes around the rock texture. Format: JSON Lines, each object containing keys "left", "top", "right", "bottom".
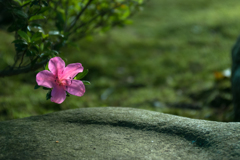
{"left": 0, "top": 107, "right": 240, "bottom": 160}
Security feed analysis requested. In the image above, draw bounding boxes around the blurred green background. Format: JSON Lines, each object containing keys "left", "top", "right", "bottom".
{"left": 1, "top": 0, "right": 239, "bottom": 122}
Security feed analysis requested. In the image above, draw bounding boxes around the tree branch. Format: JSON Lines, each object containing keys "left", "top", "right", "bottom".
{"left": 0, "top": 59, "right": 49, "bottom": 78}
{"left": 66, "top": 0, "right": 93, "bottom": 32}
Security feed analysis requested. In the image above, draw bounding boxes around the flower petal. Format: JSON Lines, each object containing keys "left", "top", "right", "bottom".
{"left": 48, "top": 57, "right": 65, "bottom": 76}
{"left": 66, "top": 80, "right": 85, "bottom": 97}
{"left": 51, "top": 85, "right": 66, "bottom": 104}
{"left": 60, "top": 63, "right": 83, "bottom": 80}
{"left": 36, "top": 70, "right": 55, "bottom": 88}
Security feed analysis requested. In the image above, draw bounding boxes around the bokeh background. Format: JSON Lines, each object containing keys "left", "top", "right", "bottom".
{"left": 1, "top": 0, "right": 239, "bottom": 121}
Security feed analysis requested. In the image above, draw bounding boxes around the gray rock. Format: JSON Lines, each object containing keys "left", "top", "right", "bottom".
{"left": 0, "top": 107, "right": 239, "bottom": 160}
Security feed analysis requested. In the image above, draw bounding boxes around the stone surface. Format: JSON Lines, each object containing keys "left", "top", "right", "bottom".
{"left": 0, "top": 107, "right": 240, "bottom": 160}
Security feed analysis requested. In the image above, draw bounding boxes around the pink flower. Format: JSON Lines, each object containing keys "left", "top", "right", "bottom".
{"left": 36, "top": 57, "right": 85, "bottom": 104}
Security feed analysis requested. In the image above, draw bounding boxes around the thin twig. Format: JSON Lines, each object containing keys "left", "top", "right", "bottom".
{"left": 0, "top": 59, "right": 48, "bottom": 78}
{"left": 67, "top": 0, "right": 93, "bottom": 32}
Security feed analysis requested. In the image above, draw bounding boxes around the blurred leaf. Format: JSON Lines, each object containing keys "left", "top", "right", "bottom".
{"left": 12, "top": 9, "right": 28, "bottom": 19}
{"left": 42, "top": 34, "right": 49, "bottom": 39}
{"left": 12, "top": 39, "right": 28, "bottom": 45}
{"left": 7, "top": 23, "right": 18, "bottom": 32}
{"left": 31, "top": 32, "right": 42, "bottom": 42}
{"left": 66, "top": 92, "right": 70, "bottom": 97}
{"left": 46, "top": 90, "right": 52, "bottom": 100}
{"left": 34, "top": 84, "right": 41, "bottom": 89}
{"left": 75, "top": 69, "right": 88, "bottom": 80}
{"left": 43, "top": 60, "right": 48, "bottom": 69}
{"left": 51, "top": 50, "right": 59, "bottom": 55}
{"left": 15, "top": 43, "right": 28, "bottom": 52}
{"left": 38, "top": 7, "right": 50, "bottom": 14}
{"left": 42, "top": 1, "right": 48, "bottom": 6}
{"left": 30, "top": 0, "right": 39, "bottom": 7}
{"left": 49, "top": 31, "right": 60, "bottom": 35}
{"left": 55, "top": 12, "right": 65, "bottom": 31}
{"left": 26, "top": 50, "right": 33, "bottom": 56}
{"left": 82, "top": 80, "right": 91, "bottom": 85}
{"left": 30, "top": 45, "right": 39, "bottom": 53}
{"left": 31, "top": 56, "right": 39, "bottom": 66}
{"left": 7, "top": 20, "right": 27, "bottom": 32}
{"left": 29, "top": 15, "right": 46, "bottom": 21}
{"left": 18, "top": 30, "right": 30, "bottom": 42}
{"left": 40, "top": 43, "right": 44, "bottom": 51}
{"left": 43, "top": 87, "right": 51, "bottom": 90}
{"left": 49, "top": 31, "right": 64, "bottom": 37}
{"left": 23, "top": 0, "right": 32, "bottom": 5}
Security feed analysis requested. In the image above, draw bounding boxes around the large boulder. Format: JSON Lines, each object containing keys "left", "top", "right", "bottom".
{"left": 0, "top": 107, "right": 239, "bottom": 160}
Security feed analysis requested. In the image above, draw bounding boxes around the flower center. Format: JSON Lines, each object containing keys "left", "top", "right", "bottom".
{"left": 55, "top": 77, "right": 66, "bottom": 86}
{"left": 54, "top": 76, "right": 71, "bottom": 87}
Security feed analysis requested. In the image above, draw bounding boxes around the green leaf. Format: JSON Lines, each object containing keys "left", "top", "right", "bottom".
{"left": 30, "top": 0, "right": 39, "bottom": 7}
{"left": 38, "top": 7, "right": 50, "bottom": 14}
{"left": 42, "top": 34, "right": 49, "bottom": 39}
{"left": 51, "top": 50, "right": 59, "bottom": 55}
{"left": 55, "top": 12, "right": 65, "bottom": 31}
{"left": 46, "top": 90, "right": 52, "bottom": 100}
{"left": 23, "top": 0, "right": 32, "bottom": 5}
{"left": 42, "top": 1, "right": 48, "bottom": 6}
{"left": 43, "top": 87, "right": 51, "bottom": 90}
{"left": 40, "top": 43, "right": 44, "bottom": 51}
{"left": 75, "top": 69, "right": 88, "bottom": 80}
{"left": 26, "top": 50, "right": 33, "bottom": 56}
{"left": 34, "top": 84, "right": 41, "bottom": 89}
{"left": 66, "top": 92, "right": 70, "bottom": 97}
{"left": 12, "top": 9, "right": 28, "bottom": 19}
{"left": 30, "top": 45, "right": 39, "bottom": 53}
{"left": 82, "top": 80, "right": 91, "bottom": 85}
{"left": 12, "top": 39, "right": 28, "bottom": 45}
{"left": 45, "top": 61, "right": 49, "bottom": 71}
{"left": 18, "top": 30, "right": 30, "bottom": 42}
{"left": 31, "top": 32, "right": 42, "bottom": 42}
{"left": 29, "top": 15, "right": 46, "bottom": 21}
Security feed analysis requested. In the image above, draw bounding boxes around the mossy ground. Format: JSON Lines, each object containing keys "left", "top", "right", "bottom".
{"left": 0, "top": 0, "right": 239, "bottom": 121}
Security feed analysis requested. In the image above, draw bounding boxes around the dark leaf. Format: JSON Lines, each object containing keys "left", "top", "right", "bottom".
{"left": 46, "top": 90, "right": 52, "bottom": 100}
{"left": 34, "top": 84, "right": 41, "bottom": 89}
{"left": 42, "top": 1, "right": 48, "bottom": 6}
{"left": 38, "top": 6, "right": 49, "bottom": 14}
{"left": 12, "top": 9, "right": 28, "bottom": 19}
{"left": 30, "top": 0, "right": 39, "bottom": 7}
{"left": 43, "top": 87, "right": 51, "bottom": 90}
{"left": 12, "top": 39, "right": 28, "bottom": 45}
{"left": 30, "top": 45, "right": 39, "bottom": 53}
{"left": 55, "top": 12, "right": 65, "bottom": 31}
{"left": 31, "top": 32, "right": 42, "bottom": 42}
{"left": 18, "top": 30, "right": 30, "bottom": 42}
{"left": 7, "top": 23, "right": 18, "bottom": 32}
{"left": 26, "top": 50, "right": 33, "bottom": 56}
{"left": 31, "top": 56, "right": 39, "bottom": 66}
{"left": 66, "top": 92, "right": 70, "bottom": 97}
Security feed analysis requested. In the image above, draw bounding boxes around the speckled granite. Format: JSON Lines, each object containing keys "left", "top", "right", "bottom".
{"left": 0, "top": 107, "right": 239, "bottom": 160}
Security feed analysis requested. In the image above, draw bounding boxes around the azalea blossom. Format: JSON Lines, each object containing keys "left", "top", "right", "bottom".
{"left": 36, "top": 57, "right": 85, "bottom": 104}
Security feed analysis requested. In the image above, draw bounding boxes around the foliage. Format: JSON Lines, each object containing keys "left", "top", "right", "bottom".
{"left": 0, "top": 0, "right": 145, "bottom": 77}
{"left": 0, "top": 0, "right": 239, "bottom": 122}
